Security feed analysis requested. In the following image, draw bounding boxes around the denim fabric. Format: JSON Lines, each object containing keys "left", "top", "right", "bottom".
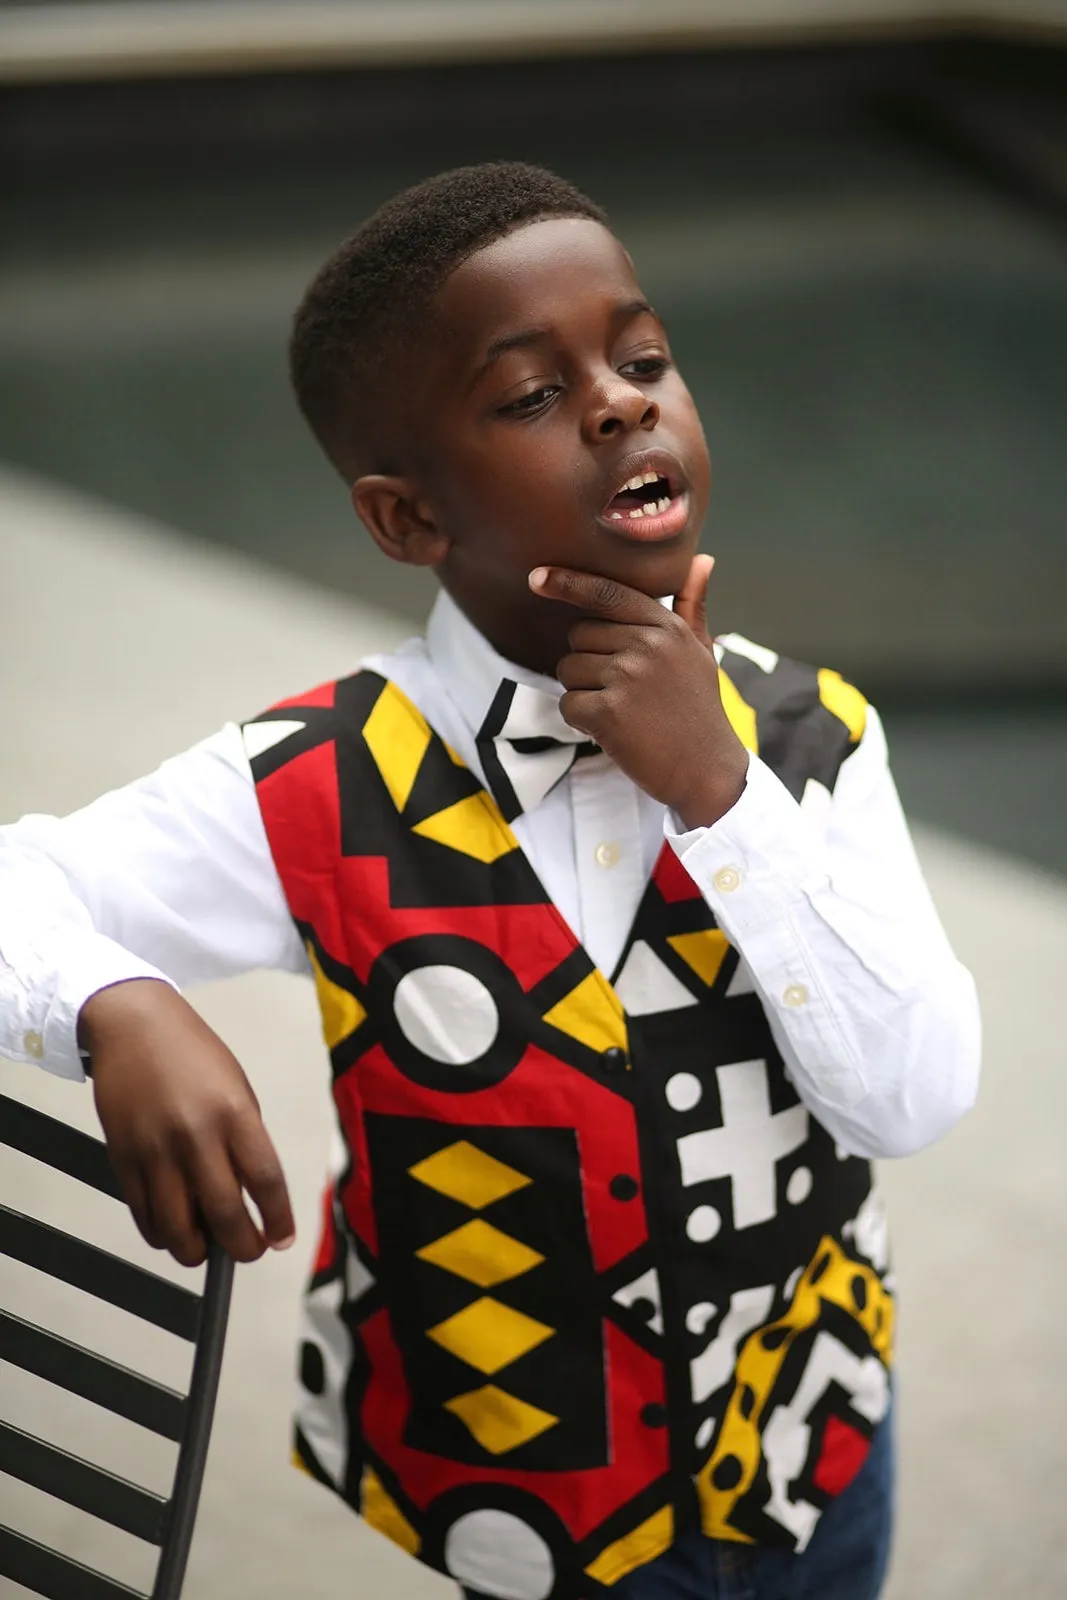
{"left": 463, "top": 1408, "right": 893, "bottom": 1600}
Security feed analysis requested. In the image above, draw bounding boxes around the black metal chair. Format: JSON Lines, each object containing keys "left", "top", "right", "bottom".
{"left": 0, "top": 1089, "right": 234, "bottom": 1599}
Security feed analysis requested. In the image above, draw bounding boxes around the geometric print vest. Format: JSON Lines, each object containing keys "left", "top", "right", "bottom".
{"left": 247, "top": 643, "right": 894, "bottom": 1600}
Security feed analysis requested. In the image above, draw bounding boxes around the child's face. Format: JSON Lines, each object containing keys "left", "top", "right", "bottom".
{"left": 364, "top": 217, "right": 711, "bottom": 674}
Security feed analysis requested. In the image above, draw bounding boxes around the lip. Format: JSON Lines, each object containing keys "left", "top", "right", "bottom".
{"left": 596, "top": 447, "right": 692, "bottom": 544}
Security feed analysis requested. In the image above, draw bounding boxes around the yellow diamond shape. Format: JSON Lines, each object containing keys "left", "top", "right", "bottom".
{"left": 362, "top": 680, "right": 431, "bottom": 812}
{"left": 445, "top": 1384, "right": 559, "bottom": 1454}
{"left": 306, "top": 942, "right": 366, "bottom": 1050}
{"left": 667, "top": 930, "right": 730, "bottom": 989}
{"left": 412, "top": 793, "right": 518, "bottom": 864}
{"left": 428, "top": 1296, "right": 554, "bottom": 1373}
{"left": 409, "top": 1141, "right": 531, "bottom": 1210}
{"left": 417, "top": 1219, "right": 544, "bottom": 1288}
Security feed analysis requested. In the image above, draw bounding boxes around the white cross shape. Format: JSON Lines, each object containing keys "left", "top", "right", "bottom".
{"left": 676, "top": 1058, "right": 809, "bottom": 1229}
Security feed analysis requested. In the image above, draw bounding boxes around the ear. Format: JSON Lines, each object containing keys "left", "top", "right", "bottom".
{"left": 352, "top": 476, "right": 450, "bottom": 568}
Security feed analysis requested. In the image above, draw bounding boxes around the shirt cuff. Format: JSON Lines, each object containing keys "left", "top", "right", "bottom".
{"left": 38, "top": 935, "right": 177, "bottom": 1081}
{"left": 665, "top": 753, "right": 828, "bottom": 937}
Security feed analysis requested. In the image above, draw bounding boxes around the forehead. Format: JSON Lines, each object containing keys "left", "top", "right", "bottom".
{"left": 434, "top": 217, "right": 641, "bottom": 349}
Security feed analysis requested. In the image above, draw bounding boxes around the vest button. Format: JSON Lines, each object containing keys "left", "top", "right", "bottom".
{"left": 600, "top": 1046, "right": 628, "bottom": 1073}
{"left": 610, "top": 1174, "right": 639, "bottom": 1202}
{"left": 640, "top": 1403, "right": 668, "bottom": 1428}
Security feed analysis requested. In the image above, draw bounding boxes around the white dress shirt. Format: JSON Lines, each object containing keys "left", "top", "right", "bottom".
{"left": 0, "top": 591, "right": 980, "bottom": 1159}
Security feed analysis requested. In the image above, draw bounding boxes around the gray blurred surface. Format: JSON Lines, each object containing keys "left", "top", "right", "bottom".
{"left": 2, "top": 468, "right": 1066, "bottom": 1598}
{"left": 3, "top": 54, "right": 1066, "bottom": 694}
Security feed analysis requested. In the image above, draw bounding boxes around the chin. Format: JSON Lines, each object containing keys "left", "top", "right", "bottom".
{"left": 598, "top": 541, "right": 696, "bottom": 600}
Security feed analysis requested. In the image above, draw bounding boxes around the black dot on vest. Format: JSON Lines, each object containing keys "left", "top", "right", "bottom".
{"left": 610, "top": 1174, "right": 640, "bottom": 1202}
{"left": 300, "top": 1340, "right": 325, "bottom": 1396}
{"left": 875, "top": 1306, "right": 885, "bottom": 1334}
{"left": 761, "top": 1325, "right": 790, "bottom": 1352}
{"left": 851, "top": 1274, "right": 868, "bottom": 1311}
{"left": 630, "top": 1297, "right": 657, "bottom": 1323}
{"left": 640, "top": 1403, "right": 667, "bottom": 1428}
{"left": 810, "top": 1250, "right": 832, "bottom": 1286}
{"left": 712, "top": 1454, "right": 743, "bottom": 1491}
{"left": 738, "top": 1384, "right": 756, "bottom": 1420}
{"left": 600, "top": 1047, "right": 628, "bottom": 1073}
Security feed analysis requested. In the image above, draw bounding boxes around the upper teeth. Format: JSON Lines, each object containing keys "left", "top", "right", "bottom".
{"left": 621, "top": 470, "right": 664, "bottom": 494}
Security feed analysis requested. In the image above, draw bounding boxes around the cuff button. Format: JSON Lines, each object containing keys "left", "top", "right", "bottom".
{"left": 23, "top": 1030, "right": 45, "bottom": 1059}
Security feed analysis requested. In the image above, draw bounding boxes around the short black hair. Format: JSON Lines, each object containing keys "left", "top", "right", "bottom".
{"left": 289, "top": 161, "right": 607, "bottom": 481}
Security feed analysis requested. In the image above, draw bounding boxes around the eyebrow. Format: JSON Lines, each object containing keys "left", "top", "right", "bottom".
{"left": 468, "top": 297, "right": 657, "bottom": 390}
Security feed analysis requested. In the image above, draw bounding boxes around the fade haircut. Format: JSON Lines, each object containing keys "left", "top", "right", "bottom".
{"left": 289, "top": 161, "right": 607, "bottom": 481}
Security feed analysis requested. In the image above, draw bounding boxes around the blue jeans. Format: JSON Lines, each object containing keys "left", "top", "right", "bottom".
{"left": 464, "top": 1408, "right": 893, "bottom": 1600}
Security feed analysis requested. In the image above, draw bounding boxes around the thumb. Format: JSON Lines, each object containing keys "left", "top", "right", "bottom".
{"left": 674, "top": 553, "right": 715, "bottom": 642}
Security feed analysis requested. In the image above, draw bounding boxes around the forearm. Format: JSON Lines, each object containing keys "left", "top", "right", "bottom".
{"left": 668, "top": 741, "right": 981, "bottom": 1157}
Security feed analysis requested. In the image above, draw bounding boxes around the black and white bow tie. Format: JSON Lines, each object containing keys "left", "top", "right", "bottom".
{"left": 475, "top": 679, "right": 601, "bottom": 822}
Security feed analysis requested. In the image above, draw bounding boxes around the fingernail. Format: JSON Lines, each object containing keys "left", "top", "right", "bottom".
{"left": 528, "top": 567, "right": 548, "bottom": 589}
{"left": 272, "top": 1232, "right": 297, "bottom": 1251}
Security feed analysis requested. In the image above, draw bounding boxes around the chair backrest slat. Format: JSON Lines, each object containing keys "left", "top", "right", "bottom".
{"left": 0, "top": 1523, "right": 147, "bottom": 1600}
{"left": 0, "top": 1421, "right": 169, "bottom": 1544}
{"left": 0, "top": 1207, "right": 201, "bottom": 1339}
{"left": 0, "top": 1096, "right": 122, "bottom": 1200}
{"left": 0, "top": 1311, "right": 187, "bottom": 1440}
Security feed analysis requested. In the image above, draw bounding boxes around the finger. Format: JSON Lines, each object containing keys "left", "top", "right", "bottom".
{"left": 566, "top": 618, "right": 645, "bottom": 656}
{"left": 116, "top": 1163, "right": 164, "bottom": 1251}
{"left": 230, "top": 1118, "right": 296, "bottom": 1254}
{"left": 187, "top": 1143, "right": 268, "bottom": 1264}
{"left": 529, "top": 566, "right": 667, "bottom": 624}
{"left": 557, "top": 652, "right": 612, "bottom": 692}
{"left": 673, "top": 554, "right": 715, "bottom": 640}
{"left": 558, "top": 689, "right": 602, "bottom": 737}
{"left": 145, "top": 1159, "right": 207, "bottom": 1268}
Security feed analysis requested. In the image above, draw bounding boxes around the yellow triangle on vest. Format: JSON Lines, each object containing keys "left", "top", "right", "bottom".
{"left": 412, "top": 792, "right": 518, "bottom": 864}
{"left": 667, "top": 929, "right": 730, "bottom": 988}
{"left": 362, "top": 679, "right": 431, "bottom": 811}
{"left": 361, "top": 1466, "right": 421, "bottom": 1556}
{"left": 306, "top": 942, "right": 366, "bottom": 1051}
{"left": 817, "top": 667, "right": 867, "bottom": 743}
{"left": 717, "top": 667, "right": 759, "bottom": 753}
{"left": 543, "top": 970, "right": 626, "bottom": 1056}
{"left": 585, "top": 1504, "right": 675, "bottom": 1586}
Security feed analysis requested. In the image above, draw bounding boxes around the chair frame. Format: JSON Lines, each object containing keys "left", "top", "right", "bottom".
{"left": 0, "top": 1089, "right": 233, "bottom": 1600}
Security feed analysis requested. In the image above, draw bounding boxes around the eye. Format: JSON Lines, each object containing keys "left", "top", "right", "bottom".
{"left": 497, "top": 385, "right": 560, "bottom": 418}
{"left": 620, "top": 356, "right": 671, "bottom": 380}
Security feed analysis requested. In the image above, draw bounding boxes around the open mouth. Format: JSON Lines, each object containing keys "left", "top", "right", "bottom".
{"left": 604, "top": 470, "right": 677, "bottom": 521}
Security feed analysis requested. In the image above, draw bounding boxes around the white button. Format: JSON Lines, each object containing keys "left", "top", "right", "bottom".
{"left": 695, "top": 1417, "right": 715, "bottom": 1450}
{"left": 786, "top": 1166, "right": 813, "bottom": 1206}
{"left": 712, "top": 866, "right": 741, "bottom": 894}
{"left": 23, "top": 1030, "right": 45, "bottom": 1059}
{"left": 594, "top": 841, "right": 620, "bottom": 869}
{"left": 782, "top": 984, "right": 808, "bottom": 1008}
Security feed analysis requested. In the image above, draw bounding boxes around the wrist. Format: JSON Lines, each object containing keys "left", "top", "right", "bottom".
{"left": 672, "top": 751, "right": 749, "bottom": 831}
{"left": 77, "top": 977, "right": 178, "bottom": 1053}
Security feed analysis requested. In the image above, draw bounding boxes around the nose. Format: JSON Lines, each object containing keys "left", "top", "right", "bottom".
{"left": 582, "top": 373, "right": 659, "bottom": 444}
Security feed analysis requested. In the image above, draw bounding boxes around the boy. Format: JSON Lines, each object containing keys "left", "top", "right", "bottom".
{"left": 0, "top": 163, "right": 979, "bottom": 1600}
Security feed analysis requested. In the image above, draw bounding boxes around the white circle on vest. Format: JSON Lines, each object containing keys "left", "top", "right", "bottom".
{"left": 786, "top": 1166, "right": 813, "bottom": 1206}
{"left": 695, "top": 1417, "right": 715, "bottom": 1450}
{"left": 394, "top": 965, "right": 499, "bottom": 1064}
{"left": 665, "top": 1072, "right": 702, "bottom": 1113}
{"left": 444, "top": 1510, "right": 554, "bottom": 1600}
{"left": 686, "top": 1301, "right": 718, "bottom": 1337}
{"left": 686, "top": 1204, "right": 721, "bottom": 1243}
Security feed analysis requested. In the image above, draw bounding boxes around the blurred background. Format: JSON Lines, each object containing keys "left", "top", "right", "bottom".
{"left": 1, "top": 3, "right": 1065, "bottom": 1599}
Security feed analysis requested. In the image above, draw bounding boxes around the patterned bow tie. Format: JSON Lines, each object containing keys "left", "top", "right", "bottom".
{"left": 475, "top": 679, "right": 601, "bottom": 822}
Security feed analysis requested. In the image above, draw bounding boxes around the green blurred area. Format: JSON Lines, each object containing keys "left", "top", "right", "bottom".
{"left": 2, "top": 44, "right": 1065, "bottom": 871}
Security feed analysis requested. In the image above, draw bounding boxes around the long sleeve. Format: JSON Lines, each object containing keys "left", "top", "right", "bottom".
{"left": 666, "top": 706, "right": 980, "bottom": 1158}
{"left": 0, "top": 724, "right": 307, "bottom": 1081}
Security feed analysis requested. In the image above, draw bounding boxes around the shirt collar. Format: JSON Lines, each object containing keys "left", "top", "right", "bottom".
{"left": 426, "top": 588, "right": 564, "bottom": 740}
